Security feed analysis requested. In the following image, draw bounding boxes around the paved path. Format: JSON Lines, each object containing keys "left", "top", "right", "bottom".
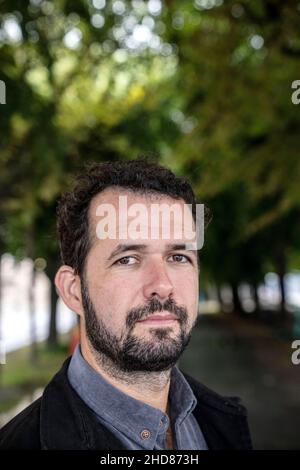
{"left": 179, "top": 313, "right": 300, "bottom": 450}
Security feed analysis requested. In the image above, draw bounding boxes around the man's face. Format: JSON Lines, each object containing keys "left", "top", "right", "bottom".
{"left": 81, "top": 188, "right": 199, "bottom": 372}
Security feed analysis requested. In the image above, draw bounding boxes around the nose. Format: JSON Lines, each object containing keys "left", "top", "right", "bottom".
{"left": 142, "top": 257, "right": 174, "bottom": 301}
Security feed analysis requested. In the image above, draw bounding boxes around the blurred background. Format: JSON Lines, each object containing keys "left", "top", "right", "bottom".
{"left": 0, "top": 0, "right": 300, "bottom": 449}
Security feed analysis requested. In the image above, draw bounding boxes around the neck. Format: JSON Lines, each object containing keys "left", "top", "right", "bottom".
{"left": 80, "top": 340, "right": 172, "bottom": 413}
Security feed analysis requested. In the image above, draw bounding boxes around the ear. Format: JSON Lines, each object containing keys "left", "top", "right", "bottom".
{"left": 55, "top": 265, "right": 84, "bottom": 317}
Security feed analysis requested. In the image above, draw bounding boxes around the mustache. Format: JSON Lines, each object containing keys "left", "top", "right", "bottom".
{"left": 126, "top": 297, "right": 188, "bottom": 329}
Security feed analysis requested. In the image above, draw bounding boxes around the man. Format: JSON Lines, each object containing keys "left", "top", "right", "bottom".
{"left": 0, "top": 159, "right": 252, "bottom": 450}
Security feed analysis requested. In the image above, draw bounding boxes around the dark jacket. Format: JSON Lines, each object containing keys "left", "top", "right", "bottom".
{"left": 0, "top": 358, "right": 253, "bottom": 450}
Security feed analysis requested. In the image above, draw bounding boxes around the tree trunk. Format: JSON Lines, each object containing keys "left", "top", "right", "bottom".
{"left": 0, "top": 255, "right": 3, "bottom": 386}
{"left": 48, "top": 280, "right": 58, "bottom": 347}
{"left": 252, "top": 281, "right": 261, "bottom": 314}
{"left": 216, "top": 284, "right": 225, "bottom": 312}
{"left": 275, "top": 245, "right": 287, "bottom": 319}
{"left": 231, "top": 281, "right": 244, "bottom": 314}
{"left": 26, "top": 225, "right": 38, "bottom": 365}
{"left": 47, "top": 259, "right": 60, "bottom": 347}
{"left": 29, "top": 262, "right": 38, "bottom": 364}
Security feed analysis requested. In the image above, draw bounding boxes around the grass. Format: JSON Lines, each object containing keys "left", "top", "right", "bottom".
{"left": 0, "top": 338, "right": 70, "bottom": 414}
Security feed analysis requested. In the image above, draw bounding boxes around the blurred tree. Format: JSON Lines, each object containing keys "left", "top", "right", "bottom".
{"left": 161, "top": 0, "right": 300, "bottom": 317}
{"left": 0, "top": 0, "right": 299, "bottom": 337}
{"left": 0, "top": 0, "right": 181, "bottom": 345}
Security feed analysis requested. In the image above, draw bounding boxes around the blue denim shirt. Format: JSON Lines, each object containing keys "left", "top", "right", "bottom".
{"left": 68, "top": 346, "right": 208, "bottom": 450}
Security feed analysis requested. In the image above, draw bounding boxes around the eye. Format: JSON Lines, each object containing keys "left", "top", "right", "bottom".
{"left": 115, "top": 256, "right": 138, "bottom": 266}
{"left": 168, "top": 254, "right": 191, "bottom": 264}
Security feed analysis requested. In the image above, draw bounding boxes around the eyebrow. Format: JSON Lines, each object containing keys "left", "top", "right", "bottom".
{"left": 107, "top": 243, "right": 197, "bottom": 262}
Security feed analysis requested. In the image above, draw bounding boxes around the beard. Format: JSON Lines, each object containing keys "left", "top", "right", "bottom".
{"left": 80, "top": 276, "right": 196, "bottom": 373}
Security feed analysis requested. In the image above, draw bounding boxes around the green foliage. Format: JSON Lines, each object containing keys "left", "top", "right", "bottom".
{"left": 160, "top": 0, "right": 300, "bottom": 287}
{"left": 0, "top": 0, "right": 299, "bottom": 292}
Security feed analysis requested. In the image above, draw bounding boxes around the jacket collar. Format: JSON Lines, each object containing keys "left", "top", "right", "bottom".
{"left": 182, "top": 372, "right": 253, "bottom": 449}
{"left": 67, "top": 345, "right": 198, "bottom": 449}
{"left": 40, "top": 357, "right": 252, "bottom": 450}
{"left": 40, "top": 357, "right": 127, "bottom": 450}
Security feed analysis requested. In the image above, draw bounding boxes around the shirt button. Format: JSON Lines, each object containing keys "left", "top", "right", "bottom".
{"left": 140, "top": 429, "right": 151, "bottom": 440}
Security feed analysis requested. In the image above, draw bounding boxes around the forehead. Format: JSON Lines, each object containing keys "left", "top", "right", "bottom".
{"left": 89, "top": 187, "right": 185, "bottom": 212}
{"left": 88, "top": 187, "right": 195, "bottom": 249}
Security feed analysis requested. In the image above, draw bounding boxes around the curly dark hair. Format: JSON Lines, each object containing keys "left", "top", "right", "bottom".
{"left": 56, "top": 158, "right": 211, "bottom": 276}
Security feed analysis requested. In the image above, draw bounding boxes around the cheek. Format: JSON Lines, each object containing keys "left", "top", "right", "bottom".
{"left": 173, "top": 273, "right": 199, "bottom": 319}
{"left": 101, "top": 277, "right": 140, "bottom": 309}
{"left": 90, "top": 279, "right": 138, "bottom": 331}
{"left": 173, "top": 270, "right": 198, "bottom": 296}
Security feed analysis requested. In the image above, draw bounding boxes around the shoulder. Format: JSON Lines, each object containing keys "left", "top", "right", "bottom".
{"left": 0, "top": 358, "right": 72, "bottom": 450}
{"left": 180, "top": 370, "right": 253, "bottom": 449}
{"left": 0, "top": 397, "right": 42, "bottom": 449}
{"left": 181, "top": 370, "right": 248, "bottom": 416}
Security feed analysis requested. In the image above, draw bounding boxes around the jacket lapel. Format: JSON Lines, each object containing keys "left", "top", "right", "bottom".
{"left": 183, "top": 371, "right": 253, "bottom": 449}
{"left": 40, "top": 358, "right": 127, "bottom": 450}
{"left": 40, "top": 358, "right": 252, "bottom": 450}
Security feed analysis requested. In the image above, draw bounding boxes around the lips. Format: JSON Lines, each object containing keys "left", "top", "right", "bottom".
{"left": 137, "top": 313, "right": 178, "bottom": 324}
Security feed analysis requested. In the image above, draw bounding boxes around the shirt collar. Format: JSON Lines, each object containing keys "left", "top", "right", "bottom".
{"left": 68, "top": 345, "right": 197, "bottom": 449}
{"left": 169, "top": 365, "right": 198, "bottom": 425}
